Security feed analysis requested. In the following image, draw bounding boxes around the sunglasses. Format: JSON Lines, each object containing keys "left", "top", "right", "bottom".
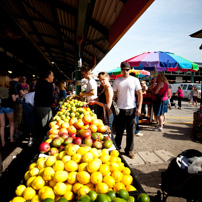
{"left": 121, "top": 69, "right": 130, "bottom": 72}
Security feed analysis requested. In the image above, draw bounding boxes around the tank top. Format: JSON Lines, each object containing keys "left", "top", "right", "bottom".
{"left": 21, "top": 83, "right": 28, "bottom": 91}
{"left": 153, "top": 81, "right": 168, "bottom": 101}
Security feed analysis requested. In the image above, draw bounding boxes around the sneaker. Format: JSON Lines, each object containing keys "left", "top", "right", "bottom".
{"left": 154, "top": 126, "right": 163, "bottom": 132}
{"left": 135, "top": 132, "right": 143, "bottom": 137}
{"left": 128, "top": 151, "right": 135, "bottom": 159}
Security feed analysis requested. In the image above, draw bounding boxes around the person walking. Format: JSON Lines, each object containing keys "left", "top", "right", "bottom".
{"left": 88, "top": 71, "right": 114, "bottom": 140}
{"left": 188, "top": 86, "right": 194, "bottom": 106}
{"left": 0, "top": 75, "right": 16, "bottom": 146}
{"left": 113, "top": 62, "right": 142, "bottom": 159}
{"left": 176, "top": 86, "right": 184, "bottom": 109}
{"left": 32, "top": 70, "right": 55, "bottom": 146}
{"left": 192, "top": 87, "right": 199, "bottom": 107}
{"left": 79, "top": 67, "right": 97, "bottom": 113}
{"left": 152, "top": 73, "right": 169, "bottom": 131}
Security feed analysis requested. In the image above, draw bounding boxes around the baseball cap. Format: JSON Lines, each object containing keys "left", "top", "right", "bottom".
{"left": 120, "top": 62, "right": 130, "bottom": 68}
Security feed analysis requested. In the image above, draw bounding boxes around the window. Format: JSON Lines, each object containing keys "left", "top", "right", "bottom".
{"left": 182, "top": 85, "right": 187, "bottom": 90}
{"left": 188, "top": 85, "right": 193, "bottom": 90}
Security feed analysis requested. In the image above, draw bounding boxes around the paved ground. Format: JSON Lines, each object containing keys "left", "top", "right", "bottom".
{"left": 0, "top": 100, "right": 202, "bottom": 201}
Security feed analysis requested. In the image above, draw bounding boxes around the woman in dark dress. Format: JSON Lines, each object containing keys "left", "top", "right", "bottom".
{"left": 88, "top": 72, "right": 114, "bottom": 140}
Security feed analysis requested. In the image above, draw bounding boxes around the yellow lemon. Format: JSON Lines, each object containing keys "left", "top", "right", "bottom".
{"left": 10, "top": 197, "right": 26, "bottom": 202}
{"left": 23, "top": 187, "right": 36, "bottom": 201}
{"left": 117, "top": 157, "right": 122, "bottom": 163}
{"left": 53, "top": 170, "right": 68, "bottom": 182}
{"left": 36, "top": 158, "right": 46, "bottom": 169}
{"left": 76, "top": 147, "right": 88, "bottom": 156}
{"left": 45, "top": 138, "right": 52, "bottom": 144}
{"left": 103, "top": 175, "right": 115, "bottom": 188}
{"left": 118, "top": 162, "right": 124, "bottom": 171}
{"left": 93, "top": 158, "right": 102, "bottom": 166}
{"left": 78, "top": 162, "right": 88, "bottom": 172}
{"left": 43, "top": 167, "right": 55, "bottom": 181}
{"left": 82, "top": 152, "right": 94, "bottom": 163}
{"left": 100, "top": 154, "right": 111, "bottom": 164}
{"left": 90, "top": 148, "right": 100, "bottom": 158}
{"left": 30, "top": 194, "right": 41, "bottom": 202}
{"left": 49, "top": 179, "right": 57, "bottom": 188}
{"left": 64, "top": 183, "right": 73, "bottom": 191}
{"left": 111, "top": 170, "right": 123, "bottom": 182}
{"left": 110, "top": 150, "right": 119, "bottom": 157}
{"left": 53, "top": 182, "right": 67, "bottom": 195}
{"left": 24, "top": 171, "right": 31, "bottom": 181}
{"left": 90, "top": 172, "right": 103, "bottom": 185}
{"left": 77, "top": 171, "right": 91, "bottom": 184}
{"left": 29, "top": 167, "right": 39, "bottom": 177}
{"left": 64, "top": 160, "right": 78, "bottom": 172}
{"left": 72, "top": 182, "right": 84, "bottom": 194}
{"left": 95, "top": 182, "right": 109, "bottom": 194}
{"left": 53, "top": 160, "right": 64, "bottom": 171}
{"left": 102, "top": 148, "right": 109, "bottom": 155}
{"left": 87, "top": 160, "right": 100, "bottom": 173}
{"left": 77, "top": 185, "right": 90, "bottom": 196}
{"left": 39, "top": 186, "right": 55, "bottom": 201}
{"left": 26, "top": 176, "right": 36, "bottom": 187}
{"left": 45, "top": 156, "right": 57, "bottom": 167}
{"left": 15, "top": 185, "right": 26, "bottom": 196}
{"left": 113, "top": 182, "right": 126, "bottom": 192}
{"left": 29, "top": 163, "right": 37, "bottom": 170}
{"left": 63, "top": 190, "right": 74, "bottom": 200}
{"left": 57, "top": 151, "right": 66, "bottom": 160}
{"left": 121, "top": 175, "right": 133, "bottom": 186}
{"left": 74, "top": 144, "right": 80, "bottom": 151}
{"left": 32, "top": 176, "right": 45, "bottom": 190}
{"left": 67, "top": 171, "right": 77, "bottom": 184}
{"left": 99, "top": 164, "right": 110, "bottom": 176}
{"left": 66, "top": 146, "right": 77, "bottom": 156}
{"left": 126, "top": 185, "right": 137, "bottom": 192}
{"left": 71, "top": 154, "right": 82, "bottom": 163}
{"left": 61, "top": 155, "right": 71, "bottom": 163}
{"left": 38, "top": 168, "right": 45, "bottom": 176}
{"left": 109, "top": 162, "right": 119, "bottom": 172}
{"left": 110, "top": 156, "right": 118, "bottom": 163}
{"left": 122, "top": 167, "right": 131, "bottom": 175}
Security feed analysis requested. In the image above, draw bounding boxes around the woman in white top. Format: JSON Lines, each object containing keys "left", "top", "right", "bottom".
{"left": 192, "top": 87, "right": 199, "bottom": 107}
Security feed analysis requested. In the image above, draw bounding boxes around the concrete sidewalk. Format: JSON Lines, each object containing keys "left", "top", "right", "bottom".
{"left": 120, "top": 101, "right": 201, "bottom": 201}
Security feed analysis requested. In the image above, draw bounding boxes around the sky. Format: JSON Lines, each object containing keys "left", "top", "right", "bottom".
{"left": 92, "top": 0, "right": 202, "bottom": 74}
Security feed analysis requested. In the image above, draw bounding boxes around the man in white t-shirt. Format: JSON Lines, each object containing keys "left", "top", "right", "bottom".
{"left": 79, "top": 67, "right": 97, "bottom": 112}
{"left": 113, "top": 62, "right": 143, "bottom": 159}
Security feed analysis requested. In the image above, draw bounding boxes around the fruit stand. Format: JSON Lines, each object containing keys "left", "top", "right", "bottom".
{"left": 8, "top": 96, "right": 149, "bottom": 202}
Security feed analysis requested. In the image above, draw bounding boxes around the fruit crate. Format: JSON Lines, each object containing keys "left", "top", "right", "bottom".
{"left": 110, "top": 143, "right": 146, "bottom": 198}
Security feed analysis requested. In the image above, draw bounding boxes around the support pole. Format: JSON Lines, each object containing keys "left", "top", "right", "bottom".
{"left": 191, "top": 72, "right": 194, "bottom": 83}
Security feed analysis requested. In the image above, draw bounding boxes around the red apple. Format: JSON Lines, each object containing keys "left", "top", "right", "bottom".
{"left": 39, "top": 142, "right": 50, "bottom": 153}
{"left": 77, "top": 129, "right": 91, "bottom": 139}
{"left": 73, "top": 137, "right": 82, "bottom": 145}
{"left": 70, "top": 133, "right": 76, "bottom": 139}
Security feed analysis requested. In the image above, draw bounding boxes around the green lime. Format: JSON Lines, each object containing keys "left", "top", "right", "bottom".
{"left": 137, "top": 193, "right": 150, "bottom": 202}
{"left": 112, "top": 198, "right": 127, "bottom": 202}
{"left": 88, "top": 190, "right": 97, "bottom": 201}
{"left": 95, "top": 194, "right": 109, "bottom": 202}
{"left": 77, "top": 195, "right": 91, "bottom": 202}
{"left": 43, "top": 198, "right": 55, "bottom": 202}
{"left": 57, "top": 197, "right": 69, "bottom": 202}
{"left": 117, "top": 189, "right": 129, "bottom": 200}
{"left": 107, "top": 190, "right": 116, "bottom": 200}
{"left": 106, "top": 195, "right": 112, "bottom": 202}
{"left": 127, "top": 196, "right": 135, "bottom": 202}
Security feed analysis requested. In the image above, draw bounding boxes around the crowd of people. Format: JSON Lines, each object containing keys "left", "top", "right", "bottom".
{"left": 0, "top": 64, "right": 200, "bottom": 161}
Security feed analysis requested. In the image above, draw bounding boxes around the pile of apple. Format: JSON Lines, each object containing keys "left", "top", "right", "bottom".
{"left": 39, "top": 99, "right": 113, "bottom": 155}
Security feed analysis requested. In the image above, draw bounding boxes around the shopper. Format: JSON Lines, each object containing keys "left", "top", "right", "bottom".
{"left": 58, "top": 79, "right": 67, "bottom": 99}
{"left": 113, "top": 62, "right": 142, "bottom": 159}
{"left": 176, "top": 86, "right": 184, "bottom": 109}
{"left": 20, "top": 75, "right": 30, "bottom": 93}
{"left": 0, "top": 75, "right": 16, "bottom": 146}
{"left": 88, "top": 71, "right": 114, "bottom": 140}
{"left": 188, "top": 86, "right": 194, "bottom": 106}
{"left": 192, "top": 87, "right": 199, "bottom": 107}
{"left": 30, "top": 78, "right": 37, "bottom": 92}
{"left": 152, "top": 73, "right": 169, "bottom": 131}
{"left": 79, "top": 67, "right": 97, "bottom": 113}
{"left": 32, "top": 70, "right": 55, "bottom": 145}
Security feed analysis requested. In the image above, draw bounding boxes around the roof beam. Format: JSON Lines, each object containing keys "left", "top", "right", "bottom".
{"left": 109, "top": 0, "right": 154, "bottom": 49}
{"left": 89, "top": 19, "right": 109, "bottom": 37}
